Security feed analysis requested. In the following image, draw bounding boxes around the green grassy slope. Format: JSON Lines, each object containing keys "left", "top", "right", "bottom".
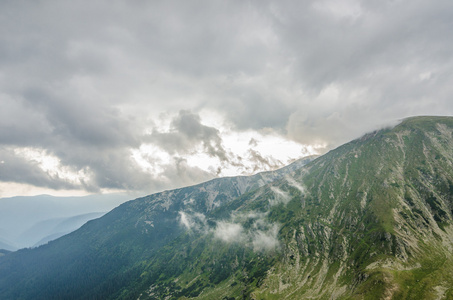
{"left": 113, "top": 116, "right": 453, "bottom": 300}
{"left": 252, "top": 116, "right": 453, "bottom": 299}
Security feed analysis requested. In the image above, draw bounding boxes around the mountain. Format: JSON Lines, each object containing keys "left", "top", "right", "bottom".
{"left": 21, "top": 212, "right": 106, "bottom": 247}
{"left": 0, "top": 239, "right": 15, "bottom": 252}
{"left": 0, "top": 193, "right": 130, "bottom": 248}
{"left": 0, "top": 156, "right": 313, "bottom": 299}
{"left": 1, "top": 116, "right": 453, "bottom": 299}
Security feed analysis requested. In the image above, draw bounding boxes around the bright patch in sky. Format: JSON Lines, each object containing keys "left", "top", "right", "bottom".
{"left": 131, "top": 144, "right": 172, "bottom": 175}
{"left": 13, "top": 147, "right": 90, "bottom": 184}
{"left": 133, "top": 112, "right": 317, "bottom": 180}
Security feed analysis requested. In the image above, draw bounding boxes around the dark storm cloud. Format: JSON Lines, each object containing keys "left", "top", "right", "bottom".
{"left": 1, "top": 0, "right": 453, "bottom": 194}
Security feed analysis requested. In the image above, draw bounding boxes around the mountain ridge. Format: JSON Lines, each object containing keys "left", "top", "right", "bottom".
{"left": 0, "top": 155, "right": 315, "bottom": 299}
{"left": 1, "top": 116, "right": 453, "bottom": 299}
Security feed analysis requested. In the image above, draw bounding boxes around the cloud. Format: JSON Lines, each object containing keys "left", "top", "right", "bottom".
{"left": 212, "top": 211, "right": 280, "bottom": 252}
{"left": 272, "top": 0, "right": 453, "bottom": 147}
{"left": 179, "top": 212, "right": 192, "bottom": 230}
{"left": 213, "top": 218, "right": 280, "bottom": 252}
{"left": 149, "top": 110, "right": 229, "bottom": 161}
{"left": 284, "top": 85, "right": 405, "bottom": 148}
{"left": 247, "top": 149, "right": 283, "bottom": 173}
{"left": 285, "top": 175, "right": 305, "bottom": 194}
{"left": 159, "top": 157, "right": 216, "bottom": 190}
{"left": 0, "top": 147, "right": 81, "bottom": 191}
{"left": 252, "top": 224, "right": 280, "bottom": 252}
{"left": 179, "top": 209, "right": 280, "bottom": 252}
{"left": 178, "top": 211, "right": 208, "bottom": 232}
{"left": 2, "top": 0, "right": 453, "bottom": 196}
{"left": 178, "top": 207, "right": 281, "bottom": 252}
{"left": 214, "top": 221, "right": 245, "bottom": 243}
{"left": 269, "top": 186, "right": 291, "bottom": 206}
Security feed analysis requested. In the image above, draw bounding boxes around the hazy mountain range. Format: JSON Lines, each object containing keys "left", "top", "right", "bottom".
{"left": 1, "top": 116, "right": 453, "bottom": 299}
{"left": 0, "top": 193, "right": 130, "bottom": 249}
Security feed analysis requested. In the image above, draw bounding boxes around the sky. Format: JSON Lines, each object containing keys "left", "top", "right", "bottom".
{"left": 1, "top": 0, "right": 453, "bottom": 198}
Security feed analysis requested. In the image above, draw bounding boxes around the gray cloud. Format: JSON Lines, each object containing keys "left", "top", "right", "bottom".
{"left": 0, "top": 148, "right": 80, "bottom": 191}
{"left": 246, "top": 149, "right": 283, "bottom": 174}
{"left": 149, "top": 110, "right": 228, "bottom": 161}
{"left": 272, "top": 0, "right": 453, "bottom": 146}
{"left": 159, "top": 157, "right": 216, "bottom": 191}
{"left": 21, "top": 87, "right": 138, "bottom": 148}
{"left": 1, "top": 0, "right": 453, "bottom": 195}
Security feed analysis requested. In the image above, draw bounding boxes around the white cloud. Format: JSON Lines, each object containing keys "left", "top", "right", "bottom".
{"left": 179, "top": 211, "right": 193, "bottom": 230}
{"left": 214, "top": 221, "right": 245, "bottom": 243}
{"left": 252, "top": 225, "right": 280, "bottom": 252}
{"left": 269, "top": 186, "right": 291, "bottom": 206}
{"left": 213, "top": 211, "right": 280, "bottom": 252}
{"left": 13, "top": 147, "right": 89, "bottom": 183}
{"left": 285, "top": 176, "right": 305, "bottom": 194}
{"left": 178, "top": 210, "right": 208, "bottom": 232}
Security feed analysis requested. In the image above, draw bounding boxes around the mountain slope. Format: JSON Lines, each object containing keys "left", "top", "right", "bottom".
{"left": 0, "top": 157, "right": 313, "bottom": 300}
{"left": 251, "top": 116, "right": 453, "bottom": 299}
{"left": 1, "top": 116, "right": 453, "bottom": 299}
{"left": 133, "top": 116, "right": 453, "bottom": 300}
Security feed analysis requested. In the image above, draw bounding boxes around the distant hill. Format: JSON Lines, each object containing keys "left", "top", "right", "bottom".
{"left": 0, "top": 239, "right": 15, "bottom": 252}
{"left": 17, "top": 212, "right": 106, "bottom": 247}
{"left": 0, "top": 249, "right": 11, "bottom": 257}
{"left": 1, "top": 116, "right": 453, "bottom": 299}
{"left": 0, "top": 193, "right": 130, "bottom": 248}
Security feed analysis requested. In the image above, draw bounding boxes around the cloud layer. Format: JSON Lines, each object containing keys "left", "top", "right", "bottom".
{"left": 179, "top": 209, "right": 280, "bottom": 252}
{"left": 1, "top": 0, "right": 453, "bottom": 196}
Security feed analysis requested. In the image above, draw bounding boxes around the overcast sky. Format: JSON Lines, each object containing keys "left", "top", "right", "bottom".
{"left": 1, "top": 0, "right": 453, "bottom": 198}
